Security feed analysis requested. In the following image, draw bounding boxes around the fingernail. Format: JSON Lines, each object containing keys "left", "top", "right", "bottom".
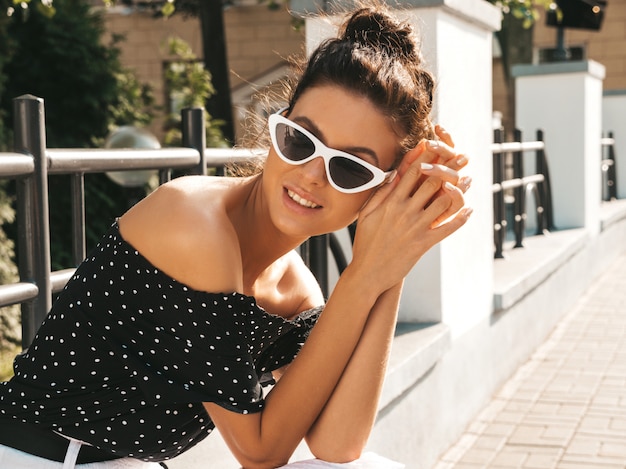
{"left": 386, "top": 169, "right": 398, "bottom": 183}
{"left": 421, "top": 162, "right": 434, "bottom": 171}
{"left": 427, "top": 140, "right": 440, "bottom": 149}
{"left": 463, "top": 207, "right": 474, "bottom": 218}
{"left": 444, "top": 181, "right": 456, "bottom": 191}
{"left": 457, "top": 155, "right": 468, "bottom": 165}
{"left": 460, "top": 176, "right": 472, "bottom": 188}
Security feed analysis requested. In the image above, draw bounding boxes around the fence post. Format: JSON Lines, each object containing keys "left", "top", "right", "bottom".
{"left": 514, "top": 61, "right": 604, "bottom": 233}
{"left": 71, "top": 173, "right": 86, "bottom": 265}
{"left": 512, "top": 129, "right": 525, "bottom": 248}
{"left": 493, "top": 128, "right": 505, "bottom": 259}
{"left": 535, "top": 129, "right": 555, "bottom": 231}
{"left": 181, "top": 107, "right": 206, "bottom": 176}
{"left": 608, "top": 131, "right": 618, "bottom": 200}
{"left": 305, "top": 235, "right": 329, "bottom": 299}
{"left": 13, "top": 95, "right": 52, "bottom": 348}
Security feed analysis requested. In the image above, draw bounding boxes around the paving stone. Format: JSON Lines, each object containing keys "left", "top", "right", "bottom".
{"left": 524, "top": 447, "right": 563, "bottom": 468}
{"left": 429, "top": 253, "right": 626, "bottom": 469}
{"left": 489, "top": 448, "right": 528, "bottom": 467}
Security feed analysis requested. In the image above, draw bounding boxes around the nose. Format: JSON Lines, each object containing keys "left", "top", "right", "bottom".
{"left": 299, "top": 156, "right": 328, "bottom": 187}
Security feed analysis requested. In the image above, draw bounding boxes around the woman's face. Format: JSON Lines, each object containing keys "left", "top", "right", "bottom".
{"left": 262, "top": 85, "right": 400, "bottom": 239}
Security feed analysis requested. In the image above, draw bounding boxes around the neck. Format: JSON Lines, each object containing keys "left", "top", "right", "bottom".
{"left": 230, "top": 175, "right": 309, "bottom": 285}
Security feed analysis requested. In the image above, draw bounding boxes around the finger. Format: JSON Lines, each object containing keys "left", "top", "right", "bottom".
{"left": 429, "top": 182, "right": 466, "bottom": 227}
{"left": 396, "top": 141, "right": 427, "bottom": 178}
{"left": 427, "top": 206, "right": 473, "bottom": 243}
{"left": 435, "top": 125, "right": 455, "bottom": 148}
{"left": 458, "top": 176, "right": 472, "bottom": 194}
{"left": 425, "top": 140, "right": 468, "bottom": 170}
{"left": 358, "top": 170, "right": 399, "bottom": 218}
{"left": 420, "top": 165, "right": 473, "bottom": 194}
{"left": 419, "top": 163, "right": 461, "bottom": 186}
{"left": 408, "top": 174, "right": 444, "bottom": 210}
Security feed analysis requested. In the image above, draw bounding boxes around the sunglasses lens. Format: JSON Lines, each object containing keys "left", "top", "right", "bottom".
{"left": 276, "top": 122, "right": 315, "bottom": 161}
{"left": 328, "top": 156, "right": 375, "bottom": 190}
{"left": 273, "top": 116, "right": 380, "bottom": 192}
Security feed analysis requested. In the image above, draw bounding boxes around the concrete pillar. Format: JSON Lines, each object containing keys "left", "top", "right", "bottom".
{"left": 295, "top": 0, "right": 499, "bottom": 338}
{"left": 513, "top": 61, "right": 606, "bottom": 233}
{"left": 603, "top": 90, "right": 626, "bottom": 199}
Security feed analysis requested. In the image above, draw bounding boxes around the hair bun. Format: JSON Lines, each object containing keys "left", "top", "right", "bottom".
{"left": 339, "top": 7, "right": 417, "bottom": 61}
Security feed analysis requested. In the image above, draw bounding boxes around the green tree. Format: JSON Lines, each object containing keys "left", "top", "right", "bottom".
{"left": 0, "top": 0, "right": 155, "bottom": 271}
{"left": 163, "top": 36, "right": 226, "bottom": 148}
{"left": 119, "top": 0, "right": 236, "bottom": 144}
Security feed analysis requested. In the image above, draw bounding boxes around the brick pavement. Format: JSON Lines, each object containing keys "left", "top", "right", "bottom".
{"left": 433, "top": 252, "right": 626, "bottom": 469}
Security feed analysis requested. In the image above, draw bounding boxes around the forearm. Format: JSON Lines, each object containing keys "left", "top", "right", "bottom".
{"left": 304, "top": 282, "right": 403, "bottom": 461}
{"left": 206, "top": 267, "right": 388, "bottom": 467}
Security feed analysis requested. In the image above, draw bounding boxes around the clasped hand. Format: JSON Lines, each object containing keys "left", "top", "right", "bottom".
{"left": 351, "top": 126, "right": 472, "bottom": 292}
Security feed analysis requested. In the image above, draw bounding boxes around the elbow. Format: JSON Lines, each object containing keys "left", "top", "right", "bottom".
{"left": 233, "top": 446, "right": 291, "bottom": 469}
{"left": 308, "top": 439, "right": 365, "bottom": 464}
{"left": 238, "top": 457, "right": 290, "bottom": 469}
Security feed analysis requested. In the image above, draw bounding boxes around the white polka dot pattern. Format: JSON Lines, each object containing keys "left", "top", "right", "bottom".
{"left": 0, "top": 222, "right": 322, "bottom": 462}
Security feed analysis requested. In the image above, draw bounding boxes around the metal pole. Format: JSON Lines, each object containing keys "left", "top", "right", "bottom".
{"left": 181, "top": 107, "right": 207, "bottom": 176}
{"left": 608, "top": 131, "right": 617, "bottom": 200}
{"left": 536, "top": 129, "right": 555, "bottom": 230}
{"left": 13, "top": 95, "right": 52, "bottom": 348}
{"left": 308, "top": 235, "right": 329, "bottom": 299}
{"left": 71, "top": 173, "right": 86, "bottom": 265}
{"left": 493, "top": 128, "right": 505, "bottom": 259}
{"left": 513, "top": 129, "right": 525, "bottom": 248}
{"left": 554, "top": 26, "right": 569, "bottom": 61}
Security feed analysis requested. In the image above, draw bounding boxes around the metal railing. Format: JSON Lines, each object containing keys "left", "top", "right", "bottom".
{"left": 492, "top": 128, "right": 554, "bottom": 259}
{"left": 601, "top": 132, "right": 617, "bottom": 201}
{"left": 1, "top": 95, "right": 267, "bottom": 347}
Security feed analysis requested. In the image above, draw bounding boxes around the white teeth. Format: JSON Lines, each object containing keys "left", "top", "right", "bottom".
{"left": 287, "top": 189, "right": 320, "bottom": 208}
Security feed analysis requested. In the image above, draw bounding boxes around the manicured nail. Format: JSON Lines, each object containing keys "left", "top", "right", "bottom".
{"left": 463, "top": 207, "right": 474, "bottom": 218}
{"left": 386, "top": 169, "right": 398, "bottom": 183}
{"left": 457, "top": 155, "right": 468, "bottom": 166}
{"left": 459, "top": 176, "right": 472, "bottom": 189}
{"left": 427, "top": 140, "right": 440, "bottom": 149}
{"left": 444, "top": 181, "right": 456, "bottom": 191}
{"left": 421, "top": 162, "right": 434, "bottom": 171}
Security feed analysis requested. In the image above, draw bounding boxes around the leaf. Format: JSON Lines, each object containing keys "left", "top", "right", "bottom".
{"left": 161, "top": 1, "right": 175, "bottom": 17}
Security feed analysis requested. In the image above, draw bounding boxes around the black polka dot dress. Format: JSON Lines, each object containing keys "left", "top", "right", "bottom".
{"left": 0, "top": 221, "right": 322, "bottom": 463}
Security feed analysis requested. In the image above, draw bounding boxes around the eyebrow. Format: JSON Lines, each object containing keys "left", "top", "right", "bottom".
{"left": 292, "top": 115, "right": 381, "bottom": 166}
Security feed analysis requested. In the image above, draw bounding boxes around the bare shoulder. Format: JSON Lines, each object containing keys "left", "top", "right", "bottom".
{"left": 118, "top": 175, "right": 244, "bottom": 293}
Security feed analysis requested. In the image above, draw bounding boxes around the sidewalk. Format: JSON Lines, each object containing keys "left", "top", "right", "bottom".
{"left": 433, "top": 252, "right": 626, "bottom": 469}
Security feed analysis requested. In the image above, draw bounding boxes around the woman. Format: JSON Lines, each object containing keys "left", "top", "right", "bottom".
{"left": 0, "top": 4, "right": 471, "bottom": 468}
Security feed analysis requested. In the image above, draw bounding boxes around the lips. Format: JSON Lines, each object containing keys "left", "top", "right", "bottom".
{"left": 286, "top": 189, "right": 320, "bottom": 209}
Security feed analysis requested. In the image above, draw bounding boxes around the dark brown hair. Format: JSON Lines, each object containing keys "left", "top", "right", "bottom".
{"left": 233, "top": 3, "right": 435, "bottom": 175}
{"left": 286, "top": 3, "right": 435, "bottom": 166}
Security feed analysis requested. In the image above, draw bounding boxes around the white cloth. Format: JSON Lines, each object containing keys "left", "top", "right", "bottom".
{"left": 280, "top": 452, "right": 405, "bottom": 468}
{"left": 0, "top": 443, "right": 163, "bottom": 469}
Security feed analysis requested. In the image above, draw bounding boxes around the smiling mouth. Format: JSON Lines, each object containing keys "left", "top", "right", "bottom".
{"left": 287, "top": 189, "right": 321, "bottom": 209}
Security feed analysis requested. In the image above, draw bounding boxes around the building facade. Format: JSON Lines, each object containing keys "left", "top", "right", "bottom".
{"left": 101, "top": 1, "right": 625, "bottom": 142}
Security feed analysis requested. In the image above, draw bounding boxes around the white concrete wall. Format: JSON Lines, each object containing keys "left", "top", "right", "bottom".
{"left": 513, "top": 61, "right": 606, "bottom": 233}
{"left": 397, "top": 4, "right": 497, "bottom": 337}
{"left": 304, "top": 0, "right": 500, "bottom": 339}
{"left": 603, "top": 91, "right": 626, "bottom": 199}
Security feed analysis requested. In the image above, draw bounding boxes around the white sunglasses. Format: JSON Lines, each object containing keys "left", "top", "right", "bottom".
{"left": 268, "top": 110, "right": 394, "bottom": 194}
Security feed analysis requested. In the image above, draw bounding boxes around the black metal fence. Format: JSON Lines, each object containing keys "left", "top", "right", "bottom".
{"left": 601, "top": 132, "right": 617, "bottom": 201}
{"left": 1, "top": 95, "right": 267, "bottom": 347}
{"left": 492, "top": 129, "right": 554, "bottom": 259}
{"left": 1, "top": 95, "right": 620, "bottom": 347}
